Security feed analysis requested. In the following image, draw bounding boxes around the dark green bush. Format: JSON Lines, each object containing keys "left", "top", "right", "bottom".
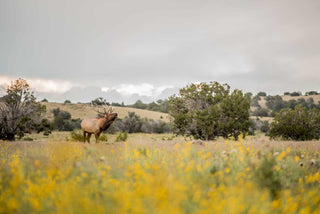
{"left": 115, "top": 131, "right": 128, "bottom": 142}
{"left": 269, "top": 105, "right": 320, "bottom": 140}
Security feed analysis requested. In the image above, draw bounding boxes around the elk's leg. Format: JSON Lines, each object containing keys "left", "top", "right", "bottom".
{"left": 83, "top": 131, "right": 86, "bottom": 143}
{"left": 95, "top": 133, "right": 101, "bottom": 143}
{"left": 87, "top": 133, "right": 92, "bottom": 143}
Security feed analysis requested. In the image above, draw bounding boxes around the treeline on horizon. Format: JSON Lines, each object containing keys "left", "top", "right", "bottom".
{"left": 39, "top": 90, "right": 320, "bottom": 116}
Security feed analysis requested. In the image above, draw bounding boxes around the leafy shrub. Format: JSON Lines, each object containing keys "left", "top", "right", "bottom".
{"left": 53, "top": 108, "right": 81, "bottom": 131}
{"left": 99, "top": 133, "right": 108, "bottom": 142}
{"left": 169, "top": 82, "right": 250, "bottom": 140}
{"left": 91, "top": 97, "right": 109, "bottom": 106}
{"left": 254, "top": 155, "right": 281, "bottom": 199}
{"left": 269, "top": 105, "right": 320, "bottom": 140}
{"left": 141, "top": 119, "right": 172, "bottom": 133}
{"left": 70, "top": 130, "right": 83, "bottom": 141}
{"left": 305, "top": 91, "right": 319, "bottom": 96}
{"left": 290, "top": 91, "right": 302, "bottom": 96}
{"left": 22, "top": 136, "right": 33, "bottom": 141}
{"left": 113, "top": 112, "right": 143, "bottom": 133}
{"left": 115, "top": 131, "right": 128, "bottom": 142}
{"left": 0, "top": 78, "right": 46, "bottom": 141}
{"left": 70, "top": 130, "right": 108, "bottom": 142}
{"left": 113, "top": 112, "right": 172, "bottom": 134}
{"left": 257, "top": 92, "right": 267, "bottom": 96}
{"left": 252, "top": 108, "right": 269, "bottom": 117}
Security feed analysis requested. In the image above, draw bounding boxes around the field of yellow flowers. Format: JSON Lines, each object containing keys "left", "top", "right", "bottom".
{"left": 1, "top": 134, "right": 320, "bottom": 213}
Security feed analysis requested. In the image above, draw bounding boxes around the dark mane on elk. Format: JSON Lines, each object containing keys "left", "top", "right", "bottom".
{"left": 81, "top": 105, "right": 117, "bottom": 143}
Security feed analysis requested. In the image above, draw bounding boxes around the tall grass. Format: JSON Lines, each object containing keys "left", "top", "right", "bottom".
{"left": 0, "top": 137, "right": 320, "bottom": 213}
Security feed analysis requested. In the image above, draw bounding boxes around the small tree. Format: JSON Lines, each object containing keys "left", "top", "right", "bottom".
{"left": 0, "top": 78, "right": 46, "bottom": 140}
{"left": 64, "top": 100, "right": 71, "bottom": 104}
{"left": 169, "top": 82, "right": 250, "bottom": 140}
{"left": 269, "top": 105, "right": 320, "bottom": 140}
{"left": 219, "top": 89, "right": 251, "bottom": 140}
{"left": 257, "top": 92, "right": 267, "bottom": 96}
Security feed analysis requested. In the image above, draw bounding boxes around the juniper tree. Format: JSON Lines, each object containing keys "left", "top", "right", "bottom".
{"left": 169, "top": 82, "right": 250, "bottom": 140}
{"left": 0, "top": 78, "right": 46, "bottom": 140}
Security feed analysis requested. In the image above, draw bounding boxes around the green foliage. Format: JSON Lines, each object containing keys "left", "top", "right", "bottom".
{"left": 169, "top": 82, "right": 250, "bottom": 140}
{"left": 99, "top": 133, "right": 108, "bottom": 142}
{"left": 114, "top": 112, "right": 143, "bottom": 133}
{"left": 250, "top": 95, "right": 261, "bottom": 108}
{"left": 269, "top": 105, "right": 320, "bottom": 140}
{"left": 257, "top": 92, "right": 267, "bottom": 96}
{"left": 70, "top": 130, "right": 83, "bottom": 141}
{"left": 52, "top": 108, "right": 81, "bottom": 131}
{"left": 254, "top": 155, "right": 281, "bottom": 199}
{"left": 91, "top": 97, "right": 109, "bottom": 106}
{"left": 64, "top": 100, "right": 71, "bottom": 104}
{"left": 113, "top": 112, "right": 171, "bottom": 134}
{"left": 70, "top": 130, "right": 108, "bottom": 142}
{"left": 129, "top": 99, "right": 169, "bottom": 113}
{"left": 251, "top": 119, "right": 270, "bottom": 134}
{"left": 252, "top": 108, "right": 269, "bottom": 117}
{"left": 290, "top": 91, "right": 302, "bottom": 96}
{"left": 22, "top": 136, "right": 34, "bottom": 141}
{"left": 265, "top": 95, "right": 285, "bottom": 112}
{"left": 115, "top": 131, "right": 128, "bottom": 142}
{"left": 258, "top": 96, "right": 320, "bottom": 115}
{"left": 260, "top": 121, "right": 270, "bottom": 133}
{"left": 0, "top": 78, "right": 46, "bottom": 140}
{"left": 141, "top": 119, "right": 172, "bottom": 133}
{"left": 245, "top": 92, "right": 253, "bottom": 101}
{"left": 305, "top": 91, "right": 319, "bottom": 96}
{"left": 36, "top": 119, "right": 53, "bottom": 136}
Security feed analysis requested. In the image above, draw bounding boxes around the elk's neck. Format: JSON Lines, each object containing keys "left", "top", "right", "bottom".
{"left": 99, "top": 118, "right": 113, "bottom": 130}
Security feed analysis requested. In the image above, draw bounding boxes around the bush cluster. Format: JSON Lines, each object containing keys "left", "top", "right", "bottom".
{"left": 269, "top": 105, "right": 320, "bottom": 140}
{"left": 128, "top": 99, "right": 169, "bottom": 113}
{"left": 52, "top": 108, "right": 81, "bottom": 131}
{"left": 111, "top": 112, "right": 172, "bottom": 134}
{"left": 250, "top": 95, "right": 320, "bottom": 117}
{"left": 70, "top": 130, "right": 109, "bottom": 142}
{"left": 169, "top": 82, "right": 250, "bottom": 140}
{"left": 115, "top": 131, "right": 128, "bottom": 142}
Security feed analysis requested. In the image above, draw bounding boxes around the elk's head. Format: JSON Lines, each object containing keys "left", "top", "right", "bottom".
{"left": 96, "top": 106, "right": 118, "bottom": 122}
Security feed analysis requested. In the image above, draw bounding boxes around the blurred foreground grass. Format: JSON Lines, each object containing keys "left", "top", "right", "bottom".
{"left": 1, "top": 134, "right": 320, "bottom": 213}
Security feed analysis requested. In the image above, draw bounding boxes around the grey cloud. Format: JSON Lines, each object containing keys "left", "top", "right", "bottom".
{"left": 1, "top": 0, "right": 320, "bottom": 102}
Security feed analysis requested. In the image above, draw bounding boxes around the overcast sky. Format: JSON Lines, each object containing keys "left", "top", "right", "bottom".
{"left": 1, "top": 0, "right": 320, "bottom": 103}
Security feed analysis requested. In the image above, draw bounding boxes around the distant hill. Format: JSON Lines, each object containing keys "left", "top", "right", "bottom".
{"left": 282, "top": 94, "right": 320, "bottom": 104}
{"left": 257, "top": 94, "right": 320, "bottom": 107}
{"left": 42, "top": 102, "right": 170, "bottom": 122}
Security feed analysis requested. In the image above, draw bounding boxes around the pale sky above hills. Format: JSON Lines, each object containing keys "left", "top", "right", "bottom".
{"left": 1, "top": 0, "right": 320, "bottom": 103}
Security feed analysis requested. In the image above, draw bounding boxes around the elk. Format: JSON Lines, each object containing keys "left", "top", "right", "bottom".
{"left": 81, "top": 106, "right": 118, "bottom": 143}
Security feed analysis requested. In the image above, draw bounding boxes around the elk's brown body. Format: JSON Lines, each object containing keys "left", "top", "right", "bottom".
{"left": 81, "top": 106, "right": 117, "bottom": 143}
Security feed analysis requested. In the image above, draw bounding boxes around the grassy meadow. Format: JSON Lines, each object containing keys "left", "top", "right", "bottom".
{"left": 1, "top": 133, "right": 320, "bottom": 213}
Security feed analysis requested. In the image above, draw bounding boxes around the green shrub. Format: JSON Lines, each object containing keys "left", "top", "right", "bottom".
{"left": 115, "top": 131, "right": 128, "bottom": 142}
{"left": 169, "top": 82, "right": 250, "bottom": 141}
{"left": 99, "top": 133, "right": 108, "bottom": 142}
{"left": 269, "top": 105, "right": 320, "bottom": 140}
{"left": 254, "top": 155, "right": 281, "bottom": 199}
{"left": 70, "top": 130, "right": 83, "bottom": 141}
{"left": 22, "top": 136, "right": 33, "bottom": 141}
{"left": 70, "top": 130, "right": 108, "bottom": 142}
